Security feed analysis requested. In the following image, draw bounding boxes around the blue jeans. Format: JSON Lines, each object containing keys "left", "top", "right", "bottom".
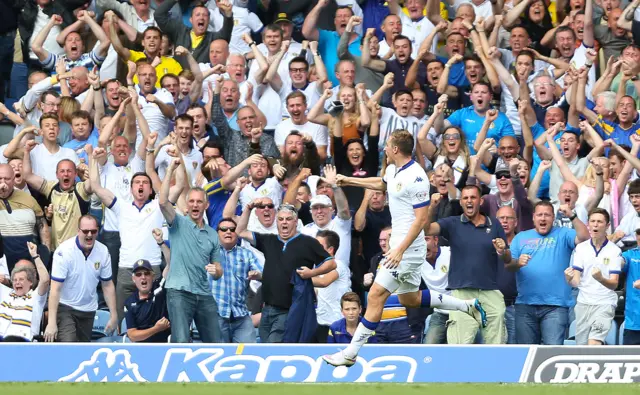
{"left": 166, "top": 289, "right": 222, "bottom": 343}
{"left": 505, "top": 305, "right": 516, "bottom": 344}
{"left": 219, "top": 314, "right": 256, "bottom": 343}
{"left": 424, "top": 312, "right": 448, "bottom": 344}
{"left": 0, "top": 32, "right": 15, "bottom": 104}
{"left": 258, "top": 305, "right": 288, "bottom": 343}
{"left": 515, "top": 304, "right": 569, "bottom": 345}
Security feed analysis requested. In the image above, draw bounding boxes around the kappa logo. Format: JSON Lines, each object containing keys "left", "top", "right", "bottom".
{"left": 59, "top": 349, "right": 147, "bottom": 382}
{"left": 533, "top": 355, "right": 640, "bottom": 383}
{"left": 415, "top": 177, "right": 423, "bottom": 183}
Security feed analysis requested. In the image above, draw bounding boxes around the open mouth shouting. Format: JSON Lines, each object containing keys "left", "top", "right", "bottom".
{"left": 349, "top": 152, "right": 361, "bottom": 165}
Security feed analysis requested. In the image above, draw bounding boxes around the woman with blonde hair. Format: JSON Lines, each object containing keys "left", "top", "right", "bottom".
{"left": 58, "top": 96, "right": 80, "bottom": 124}
{"left": 308, "top": 84, "right": 371, "bottom": 156}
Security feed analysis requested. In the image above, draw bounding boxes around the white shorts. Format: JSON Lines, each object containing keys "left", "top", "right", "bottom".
{"left": 375, "top": 246, "right": 425, "bottom": 295}
{"left": 574, "top": 302, "right": 615, "bottom": 345}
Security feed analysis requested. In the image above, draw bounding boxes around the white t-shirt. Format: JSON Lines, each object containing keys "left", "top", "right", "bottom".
{"left": 28, "top": 6, "right": 64, "bottom": 61}
{"left": 155, "top": 145, "right": 203, "bottom": 185}
{"left": 615, "top": 210, "right": 640, "bottom": 243}
{"left": 421, "top": 246, "right": 451, "bottom": 314}
{"left": 51, "top": 238, "right": 112, "bottom": 312}
{"left": 274, "top": 118, "right": 328, "bottom": 147}
{"left": 210, "top": 6, "right": 263, "bottom": 55}
{"left": 100, "top": 156, "right": 146, "bottom": 232}
{"left": 572, "top": 239, "right": 622, "bottom": 306}
{"left": 110, "top": 198, "right": 164, "bottom": 268}
{"left": 378, "top": 107, "right": 420, "bottom": 157}
{"left": 239, "top": 177, "right": 283, "bottom": 207}
{"left": 135, "top": 86, "right": 175, "bottom": 148}
{"left": 301, "top": 216, "right": 353, "bottom": 264}
{"left": 278, "top": 81, "right": 322, "bottom": 118}
{"left": 316, "top": 260, "right": 351, "bottom": 326}
{"left": 383, "top": 160, "right": 430, "bottom": 255}
{"left": 397, "top": 12, "right": 438, "bottom": 60}
{"left": 378, "top": 40, "right": 395, "bottom": 60}
{"left": 0, "top": 144, "right": 8, "bottom": 164}
{"left": 452, "top": 0, "right": 493, "bottom": 21}
{"left": 552, "top": 43, "right": 596, "bottom": 101}
{"left": 30, "top": 144, "right": 80, "bottom": 181}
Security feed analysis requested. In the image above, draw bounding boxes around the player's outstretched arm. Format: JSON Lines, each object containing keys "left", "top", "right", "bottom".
{"left": 336, "top": 175, "right": 386, "bottom": 191}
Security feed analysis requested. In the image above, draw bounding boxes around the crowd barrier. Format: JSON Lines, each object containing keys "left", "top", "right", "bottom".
{"left": 0, "top": 344, "right": 639, "bottom": 383}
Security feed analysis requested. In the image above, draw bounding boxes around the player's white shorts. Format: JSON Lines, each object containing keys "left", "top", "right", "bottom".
{"left": 375, "top": 246, "right": 425, "bottom": 295}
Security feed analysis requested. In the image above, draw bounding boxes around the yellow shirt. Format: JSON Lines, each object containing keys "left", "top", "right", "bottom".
{"left": 129, "top": 50, "right": 183, "bottom": 87}
{"left": 190, "top": 31, "right": 205, "bottom": 50}
{"left": 40, "top": 181, "right": 90, "bottom": 249}
{"left": 401, "top": 3, "right": 447, "bottom": 20}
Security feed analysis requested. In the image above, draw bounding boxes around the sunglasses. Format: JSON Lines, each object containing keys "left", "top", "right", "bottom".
{"left": 444, "top": 134, "right": 461, "bottom": 141}
{"left": 495, "top": 173, "right": 511, "bottom": 180}
{"left": 134, "top": 271, "right": 152, "bottom": 277}
{"left": 255, "top": 204, "right": 275, "bottom": 209}
{"left": 218, "top": 226, "right": 236, "bottom": 233}
{"left": 80, "top": 229, "right": 99, "bottom": 235}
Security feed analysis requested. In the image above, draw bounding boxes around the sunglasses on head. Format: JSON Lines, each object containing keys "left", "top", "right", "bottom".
{"left": 444, "top": 133, "right": 461, "bottom": 141}
{"left": 255, "top": 203, "right": 275, "bottom": 209}
{"left": 80, "top": 229, "right": 98, "bottom": 235}
{"left": 134, "top": 271, "right": 152, "bottom": 277}
{"left": 218, "top": 226, "right": 236, "bottom": 233}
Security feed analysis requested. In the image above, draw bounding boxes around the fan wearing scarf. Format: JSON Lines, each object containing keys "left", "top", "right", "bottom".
{"left": 0, "top": 242, "right": 50, "bottom": 342}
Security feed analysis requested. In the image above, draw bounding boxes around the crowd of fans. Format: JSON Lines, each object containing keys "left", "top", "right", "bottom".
{"left": 1, "top": 0, "right": 640, "bottom": 346}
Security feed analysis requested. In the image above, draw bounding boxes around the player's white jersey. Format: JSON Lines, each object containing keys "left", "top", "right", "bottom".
{"left": 383, "top": 160, "right": 430, "bottom": 253}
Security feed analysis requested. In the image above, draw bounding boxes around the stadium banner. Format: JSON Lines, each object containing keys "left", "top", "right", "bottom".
{"left": 521, "top": 346, "right": 640, "bottom": 383}
{"left": 0, "top": 344, "right": 530, "bottom": 383}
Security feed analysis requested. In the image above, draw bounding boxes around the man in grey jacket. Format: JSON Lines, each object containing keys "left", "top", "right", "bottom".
{"left": 155, "top": 0, "right": 234, "bottom": 68}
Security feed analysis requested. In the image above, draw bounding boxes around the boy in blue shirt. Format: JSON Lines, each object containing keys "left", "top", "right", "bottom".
{"left": 621, "top": 229, "right": 640, "bottom": 345}
{"left": 63, "top": 110, "right": 99, "bottom": 163}
{"left": 327, "top": 292, "right": 378, "bottom": 344}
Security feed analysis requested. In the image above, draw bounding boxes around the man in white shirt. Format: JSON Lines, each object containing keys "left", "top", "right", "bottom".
{"left": 422, "top": 235, "right": 451, "bottom": 344}
{"left": 155, "top": 114, "right": 203, "bottom": 184}
{"left": 301, "top": 165, "right": 353, "bottom": 266}
{"left": 314, "top": 230, "right": 352, "bottom": 342}
{"left": 45, "top": 215, "right": 117, "bottom": 342}
{"left": 378, "top": 14, "right": 402, "bottom": 60}
{"left": 388, "top": 0, "right": 438, "bottom": 58}
{"left": 239, "top": 156, "right": 284, "bottom": 208}
{"left": 275, "top": 92, "right": 329, "bottom": 160}
{"left": 90, "top": 148, "right": 164, "bottom": 325}
{"left": 209, "top": 3, "right": 263, "bottom": 55}
{"left": 565, "top": 208, "right": 622, "bottom": 345}
{"left": 612, "top": 179, "right": 640, "bottom": 247}
{"left": 135, "top": 63, "right": 176, "bottom": 148}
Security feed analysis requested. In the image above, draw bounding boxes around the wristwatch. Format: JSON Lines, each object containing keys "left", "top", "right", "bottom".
{"left": 569, "top": 210, "right": 577, "bottom": 221}
{"left": 632, "top": 75, "right": 639, "bottom": 82}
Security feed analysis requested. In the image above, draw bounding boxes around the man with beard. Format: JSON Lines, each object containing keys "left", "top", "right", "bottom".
{"left": 210, "top": 217, "right": 262, "bottom": 343}
{"left": 239, "top": 156, "right": 283, "bottom": 208}
{"left": 236, "top": 204, "right": 337, "bottom": 343}
{"left": 0, "top": 164, "right": 50, "bottom": 273}
{"left": 508, "top": 201, "right": 590, "bottom": 344}
{"left": 211, "top": 76, "right": 280, "bottom": 167}
{"left": 110, "top": 24, "right": 182, "bottom": 87}
{"left": 301, "top": 165, "right": 352, "bottom": 270}
{"left": 45, "top": 215, "right": 117, "bottom": 342}
{"left": 124, "top": 259, "right": 171, "bottom": 343}
{"left": 134, "top": 63, "right": 176, "bottom": 147}
{"left": 473, "top": 159, "right": 534, "bottom": 231}
{"left": 155, "top": 115, "right": 203, "bottom": 185}
{"left": 438, "top": 82, "right": 515, "bottom": 155}
{"left": 160, "top": 158, "right": 224, "bottom": 343}
{"left": 279, "top": 132, "right": 322, "bottom": 176}
{"left": 339, "top": 17, "right": 384, "bottom": 92}
{"left": 32, "top": 12, "right": 110, "bottom": 72}
{"left": 22, "top": 135, "right": 92, "bottom": 250}
{"left": 89, "top": 148, "right": 165, "bottom": 324}
{"left": 302, "top": 0, "right": 361, "bottom": 86}
{"left": 275, "top": 92, "right": 329, "bottom": 160}
{"left": 156, "top": 0, "right": 233, "bottom": 67}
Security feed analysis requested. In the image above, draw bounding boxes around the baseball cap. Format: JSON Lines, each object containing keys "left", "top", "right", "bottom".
{"left": 494, "top": 160, "right": 510, "bottom": 177}
{"left": 274, "top": 13, "right": 292, "bottom": 24}
{"left": 132, "top": 259, "right": 153, "bottom": 273}
{"left": 310, "top": 195, "right": 333, "bottom": 208}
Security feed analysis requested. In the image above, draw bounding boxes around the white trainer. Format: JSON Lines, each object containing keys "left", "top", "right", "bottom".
{"left": 322, "top": 350, "right": 356, "bottom": 367}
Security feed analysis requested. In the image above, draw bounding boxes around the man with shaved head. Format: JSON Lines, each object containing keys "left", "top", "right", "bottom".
{"left": 0, "top": 164, "right": 50, "bottom": 273}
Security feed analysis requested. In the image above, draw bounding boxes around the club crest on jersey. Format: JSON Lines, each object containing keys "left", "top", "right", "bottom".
{"left": 192, "top": 161, "right": 198, "bottom": 169}
{"left": 94, "top": 262, "right": 100, "bottom": 270}
{"left": 604, "top": 258, "right": 610, "bottom": 265}
{"left": 486, "top": 228, "right": 491, "bottom": 234}
{"left": 396, "top": 183, "right": 402, "bottom": 191}
{"left": 441, "top": 265, "right": 448, "bottom": 273}
{"left": 261, "top": 189, "right": 269, "bottom": 196}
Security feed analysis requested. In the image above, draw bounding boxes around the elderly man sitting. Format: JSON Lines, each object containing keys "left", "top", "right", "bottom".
{"left": 0, "top": 243, "right": 50, "bottom": 342}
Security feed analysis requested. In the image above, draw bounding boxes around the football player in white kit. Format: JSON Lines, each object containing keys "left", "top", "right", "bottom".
{"left": 323, "top": 130, "right": 486, "bottom": 367}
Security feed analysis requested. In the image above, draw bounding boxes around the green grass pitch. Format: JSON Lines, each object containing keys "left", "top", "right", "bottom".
{"left": 0, "top": 383, "right": 638, "bottom": 395}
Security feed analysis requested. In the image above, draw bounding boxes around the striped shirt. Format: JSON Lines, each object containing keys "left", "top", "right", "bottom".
{"left": 209, "top": 245, "right": 262, "bottom": 318}
{"left": 0, "top": 190, "right": 43, "bottom": 268}
{"left": 0, "top": 288, "right": 46, "bottom": 341}
{"left": 41, "top": 49, "right": 106, "bottom": 72}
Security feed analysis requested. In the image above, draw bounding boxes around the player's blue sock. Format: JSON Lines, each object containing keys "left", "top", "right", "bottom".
{"left": 361, "top": 317, "right": 379, "bottom": 330}
{"left": 420, "top": 289, "right": 431, "bottom": 308}
{"left": 344, "top": 317, "right": 379, "bottom": 359}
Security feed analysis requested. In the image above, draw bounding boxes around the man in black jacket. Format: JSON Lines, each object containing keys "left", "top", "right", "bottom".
{"left": 155, "top": 0, "right": 234, "bottom": 68}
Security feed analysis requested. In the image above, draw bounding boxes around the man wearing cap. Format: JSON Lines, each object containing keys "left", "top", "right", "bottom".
{"left": 271, "top": 13, "right": 312, "bottom": 63}
{"left": 124, "top": 259, "right": 171, "bottom": 343}
{"left": 301, "top": 165, "right": 353, "bottom": 269}
{"left": 236, "top": 203, "right": 337, "bottom": 343}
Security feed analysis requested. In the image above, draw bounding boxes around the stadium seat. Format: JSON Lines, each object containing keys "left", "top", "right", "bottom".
{"left": 619, "top": 321, "right": 625, "bottom": 345}
{"left": 94, "top": 335, "right": 125, "bottom": 343}
{"left": 563, "top": 320, "right": 577, "bottom": 345}
{"left": 604, "top": 320, "right": 618, "bottom": 345}
{"left": 120, "top": 318, "right": 128, "bottom": 335}
{"left": 92, "top": 310, "right": 111, "bottom": 340}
